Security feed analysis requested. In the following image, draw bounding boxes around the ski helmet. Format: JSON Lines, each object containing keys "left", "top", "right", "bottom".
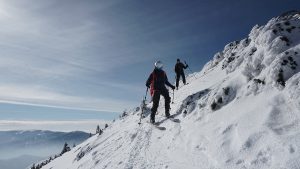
{"left": 154, "top": 60, "right": 163, "bottom": 69}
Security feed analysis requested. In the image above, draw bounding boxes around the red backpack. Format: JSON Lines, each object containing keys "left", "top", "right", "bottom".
{"left": 150, "top": 71, "right": 166, "bottom": 97}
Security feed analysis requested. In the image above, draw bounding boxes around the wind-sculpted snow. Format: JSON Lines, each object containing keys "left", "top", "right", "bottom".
{"left": 42, "top": 12, "right": 300, "bottom": 169}
{"left": 205, "top": 11, "right": 300, "bottom": 91}
{"left": 285, "top": 72, "right": 300, "bottom": 109}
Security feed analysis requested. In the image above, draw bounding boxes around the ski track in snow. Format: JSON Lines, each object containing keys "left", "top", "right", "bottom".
{"left": 125, "top": 125, "right": 153, "bottom": 169}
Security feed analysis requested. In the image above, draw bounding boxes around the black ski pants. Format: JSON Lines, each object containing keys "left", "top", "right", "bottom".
{"left": 151, "top": 89, "right": 170, "bottom": 120}
{"left": 176, "top": 72, "right": 186, "bottom": 88}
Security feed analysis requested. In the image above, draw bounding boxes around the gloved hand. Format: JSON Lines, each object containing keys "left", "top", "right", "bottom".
{"left": 186, "top": 64, "right": 189, "bottom": 68}
{"left": 171, "top": 85, "right": 175, "bottom": 90}
{"left": 146, "top": 84, "right": 150, "bottom": 88}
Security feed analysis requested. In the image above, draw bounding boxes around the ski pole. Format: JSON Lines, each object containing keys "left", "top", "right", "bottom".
{"left": 141, "top": 87, "right": 148, "bottom": 119}
{"left": 184, "top": 61, "right": 197, "bottom": 80}
{"left": 172, "top": 89, "right": 175, "bottom": 104}
{"left": 138, "top": 88, "right": 148, "bottom": 125}
{"left": 144, "top": 87, "right": 148, "bottom": 101}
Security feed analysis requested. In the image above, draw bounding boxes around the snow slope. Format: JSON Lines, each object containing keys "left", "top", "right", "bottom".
{"left": 42, "top": 11, "right": 300, "bottom": 169}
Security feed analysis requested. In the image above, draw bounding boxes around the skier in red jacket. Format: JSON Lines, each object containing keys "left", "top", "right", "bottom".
{"left": 146, "top": 61, "right": 175, "bottom": 124}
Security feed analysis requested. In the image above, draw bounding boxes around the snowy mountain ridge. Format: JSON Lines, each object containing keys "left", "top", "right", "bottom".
{"left": 42, "top": 12, "right": 300, "bottom": 169}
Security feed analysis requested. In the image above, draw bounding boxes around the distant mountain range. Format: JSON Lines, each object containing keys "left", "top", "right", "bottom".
{"left": 0, "top": 130, "right": 89, "bottom": 149}
{"left": 0, "top": 130, "right": 90, "bottom": 169}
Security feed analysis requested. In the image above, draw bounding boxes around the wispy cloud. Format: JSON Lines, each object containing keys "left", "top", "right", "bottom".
{"left": 0, "top": 120, "right": 110, "bottom": 132}
{"left": 0, "top": 84, "right": 136, "bottom": 112}
{"left": 0, "top": 0, "right": 148, "bottom": 112}
{"left": 0, "top": 0, "right": 149, "bottom": 77}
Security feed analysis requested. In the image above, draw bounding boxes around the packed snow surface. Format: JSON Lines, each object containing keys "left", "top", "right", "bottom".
{"left": 42, "top": 12, "right": 300, "bottom": 169}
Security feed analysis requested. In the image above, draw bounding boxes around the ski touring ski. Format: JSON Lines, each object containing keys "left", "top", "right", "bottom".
{"left": 147, "top": 122, "right": 166, "bottom": 130}
{"left": 154, "top": 115, "right": 181, "bottom": 126}
{"left": 168, "top": 118, "right": 180, "bottom": 123}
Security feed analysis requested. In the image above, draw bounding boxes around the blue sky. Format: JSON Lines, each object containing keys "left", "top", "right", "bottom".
{"left": 0, "top": 0, "right": 299, "bottom": 131}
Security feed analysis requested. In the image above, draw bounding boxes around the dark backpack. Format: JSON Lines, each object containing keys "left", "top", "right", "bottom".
{"left": 175, "top": 63, "right": 180, "bottom": 73}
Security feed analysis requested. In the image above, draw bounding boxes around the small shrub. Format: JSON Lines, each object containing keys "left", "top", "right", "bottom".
{"left": 280, "top": 36, "right": 290, "bottom": 46}
{"left": 223, "top": 87, "right": 230, "bottom": 95}
{"left": 253, "top": 79, "right": 265, "bottom": 85}
{"left": 249, "top": 47, "right": 257, "bottom": 56}
{"left": 277, "top": 69, "right": 285, "bottom": 86}
{"left": 284, "top": 21, "right": 290, "bottom": 26}
{"left": 228, "top": 56, "right": 235, "bottom": 63}
{"left": 245, "top": 38, "right": 250, "bottom": 44}
{"left": 217, "top": 97, "right": 223, "bottom": 104}
{"left": 280, "top": 36, "right": 289, "bottom": 43}
{"left": 282, "top": 59, "right": 288, "bottom": 65}
{"left": 77, "top": 151, "right": 85, "bottom": 161}
{"left": 211, "top": 101, "right": 217, "bottom": 110}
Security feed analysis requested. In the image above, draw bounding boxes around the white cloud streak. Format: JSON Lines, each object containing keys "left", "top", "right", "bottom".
{"left": 0, "top": 120, "right": 110, "bottom": 133}
{"left": 0, "top": 0, "right": 146, "bottom": 112}
{"left": 0, "top": 84, "right": 136, "bottom": 112}
{"left": 0, "top": 0, "right": 145, "bottom": 77}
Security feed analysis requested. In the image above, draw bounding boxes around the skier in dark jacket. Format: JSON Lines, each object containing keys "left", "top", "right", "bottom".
{"left": 146, "top": 61, "right": 175, "bottom": 124}
{"left": 175, "top": 59, "right": 188, "bottom": 90}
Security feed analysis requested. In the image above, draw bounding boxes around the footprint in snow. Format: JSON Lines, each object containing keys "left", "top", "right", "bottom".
{"left": 222, "top": 123, "right": 237, "bottom": 135}
{"left": 92, "top": 151, "right": 98, "bottom": 156}
{"left": 242, "top": 131, "right": 266, "bottom": 150}
{"left": 289, "top": 144, "right": 296, "bottom": 154}
{"left": 250, "top": 149, "right": 271, "bottom": 166}
{"left": 236, "top": 159, "right": 244, "bottom": 165}
{"left": 130, "top": 133, "right": 137, "bottom": 141}
{"left": 195, "top": 145, "right": 206, "bottom": 151}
